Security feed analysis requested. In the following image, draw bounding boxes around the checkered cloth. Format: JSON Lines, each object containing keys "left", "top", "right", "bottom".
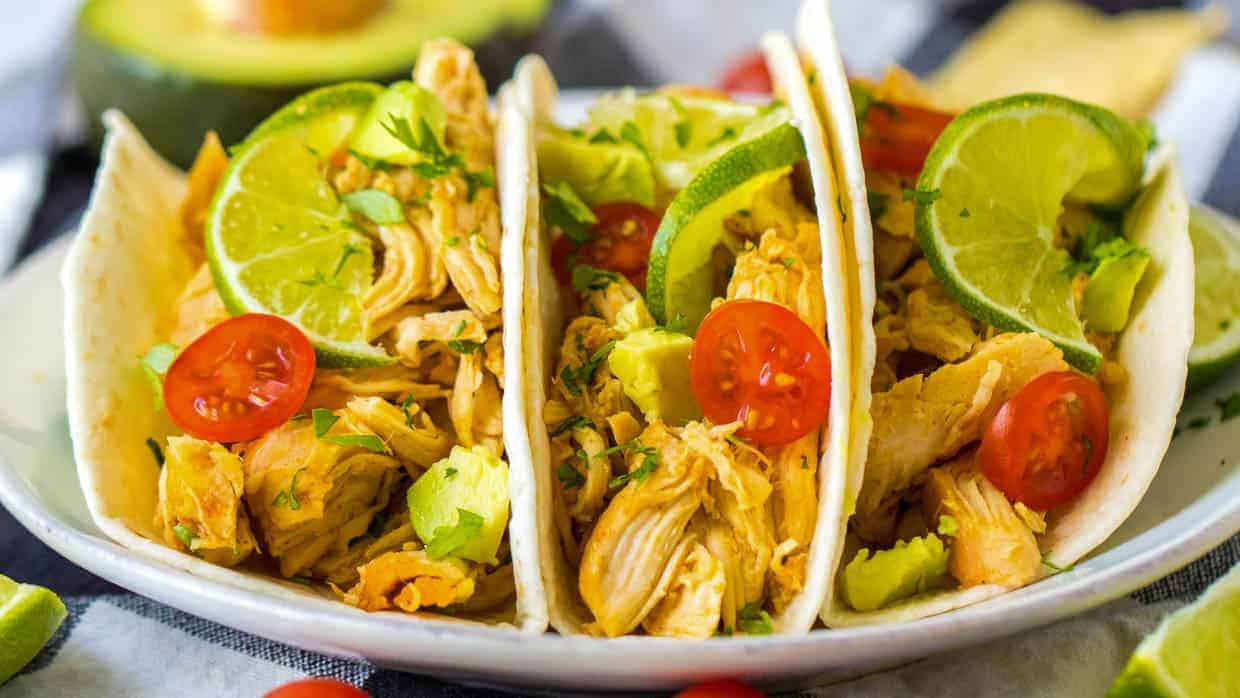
{"left": 2, "top": 1, "right": 1239, "bottom": 695}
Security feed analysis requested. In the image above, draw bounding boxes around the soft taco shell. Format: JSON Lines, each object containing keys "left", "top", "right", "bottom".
{"left": 797, "top": 0, "right": 1194, "bottom": 626}
{"left": 64, "top": 110, "right": 548, "bottom": 632}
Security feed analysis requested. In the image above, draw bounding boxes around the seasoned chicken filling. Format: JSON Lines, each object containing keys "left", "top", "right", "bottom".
{"left": 148, "top": 39, "right": 514, "bottom": 619}
{"left": 545, "top": 174, "right": 825, "bottom": 637}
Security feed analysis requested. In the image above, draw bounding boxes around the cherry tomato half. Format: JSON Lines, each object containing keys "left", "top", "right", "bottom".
{"left": 856, "top": 92, "right": 955, "bottom": 177}
{"left": 979, "top": 371, "right": 1110, "bottom": 510}
{"left": 690, "top": 300, "right": 831, "bottom": 447}
{"left": 719, "top": 50, "right": 773, "bottom": 94}
{"left": 164, "top": 313, "right": 316, "bottom": 443}
{"left": 552, "top": 201, "right": 660, "bottom": 290}
{"left": 675, "top": 679, "right": 767, "bottom": 698}
{"left": 265, "top": 678, "right": 369, "bottom": 698}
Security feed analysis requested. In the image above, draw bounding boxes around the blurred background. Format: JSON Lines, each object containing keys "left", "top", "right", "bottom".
{"left": 0, "top": 0, "right": 1236, "bottom": 301}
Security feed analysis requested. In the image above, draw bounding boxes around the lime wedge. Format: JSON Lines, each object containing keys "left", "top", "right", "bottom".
{"left": 646, "top": 110, "right": 806, "bottom": 331}
{"left": 1187, "top": 205, "right": 1240, "bottom": 391}
{"left": 1108, "top": 562, "right": 1240, "bottom": 698}
{"left": 586, "top": 90, "right": 775, "bottom": 191}
{"left": 206, "top": 82, "right": 392, "bottom": 367}
{"left": 916, "top": 94, "right": 1151, "bottom": 373}
{"left": 0, "top": 575, "right": 67, "bottom": 684}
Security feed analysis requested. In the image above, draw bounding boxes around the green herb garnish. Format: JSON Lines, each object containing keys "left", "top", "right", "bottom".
{"left": 425, "top": 508, "right": 484, "bottom": 558}
{"left": 543, "top": 180, "right": 598, "bottom": 244}
{"left": 737, "top": 601, "right": 773, "bottom": 635}
{"left": 145, "top": 437, "right": 164, "bottom": 467}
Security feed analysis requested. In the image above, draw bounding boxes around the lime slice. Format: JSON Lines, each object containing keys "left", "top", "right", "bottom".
{"left": 646, "top": 111, "right": 806, "bottom": 331}
{"left": 916, "top": 94, "right": 1151, "bottom": 373}
{"left": 0, "top": 575, "right": 67, "bottom": 684}
{"left": 206, "top": 82, "right": 392, "bottom": 367}
{"left": 1108, "top": 562, "right": 1240, "bottom": 698}
{"left": 586, "top": 90, "right": 775, "bottom": 191}
{"left": 1187, "top": 205, "right": 1240, "bottom": 391}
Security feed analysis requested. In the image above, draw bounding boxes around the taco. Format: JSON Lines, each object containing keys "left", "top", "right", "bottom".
{"left": 797, "top": 0, "right": 1194, "bottom": 624}
{"left": 505, "top": 29, "right": 857, "bottom": 638}
{"left": 64, "top": 39, "right": 547, "bottom": 631}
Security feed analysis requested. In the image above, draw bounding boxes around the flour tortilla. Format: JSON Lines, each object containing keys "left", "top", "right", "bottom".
{"left": 797, "top": 0, "right": 1194, "bottom": 626}
{"left": 510, "top": 27, "right": 858, "bottom": 635}
{"left": 63, "top": 110, "right": 548, "bottom": 632}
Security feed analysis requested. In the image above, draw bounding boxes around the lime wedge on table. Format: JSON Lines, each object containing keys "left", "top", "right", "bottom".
{"left": 206, "top": 82, "right": 392, "bottom": 368}
{"left": 586, "top": 90, "right": 776, "bottom": 191}
{"left": 1187, "top": 205, "right": 1240, "bottom": 391}
{"left": 1108, "top": 562, "right": 1240, "bottom": 698}
{"left": 0, "top": 575, "right": 67, "bottom": 684}
{"left": 646, "top": 109, "right": 806, "bottom": 331}
{"left": 915, "top": 94, "right": 1151, "bottom": 373}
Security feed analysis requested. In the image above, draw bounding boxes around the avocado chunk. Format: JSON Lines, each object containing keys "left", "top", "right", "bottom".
{"left": 407, "top": 445, "right": 509, "bottom": 564}
{"left": 1082, "top": 247, "right": 1151, "bottom": 333}
{"left": 607, "top": 328, "right": 701, "bottom": 425}
{"left": 613, "top": 299, "right": 656, "bottom": 336}
{"left": 537, "top": 128, "right": 656, "bottom": 208}
{"left": 841, "top": 534, "right": 951, "bottom": 612}
{"left": 350, "top": 81, "right": 447, "bottom": 165}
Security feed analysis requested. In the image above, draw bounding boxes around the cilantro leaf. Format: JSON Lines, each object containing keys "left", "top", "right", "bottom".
{"left": 332, "top": 242, "right": 365, "bottom": 277}
{"left": 867, "top": 191, "right": 889, "bottom": 220}
{"left": 588, "top": 129, "right": 618, "bottom": 144}
{"left": 173, "top": 523, "right": 197, "bottom": 550}
{"left": 1041, "top": 554, "right": 1074, "bottom": 574}
{"left": 571, "top": 265, "right": 621, "bottom": 292}
{"left": 322, "top": 434, "right": 389, "bottom": 453}
{"left": 607, "top": 441, "right": 659, "bottom": 488}
{"left": 619, "top": 121, "right": 650, "bottom": 159}
{"left": 737, "top": 601, "right": 773, "bottom": 635}
{"left": 1187, "top": 415, "right": 1211, "bottom": 430}
{"left": 447, "top": 340, "right": 484, "bottom": 355}
{"left": 1217, "top": 393, "right": 1240, "bottom": 422}
{"left": 542, "top": 180, "right": 598, "bottom": 244}
{"left": 550, "top": 415, "right": 591, "bottom": 437}
{"left": 674, "top": 120, "right": 693, "bottom": 149}
{"left": 312, "top": 408, "right": 340, "bottom": 437}
{"left": 561, "top": 339, "right": 618, "bottom": 398}
{"left": 145, "top": 437, "right": 164, "bottom": 467}
{"left": 425, "top": 508, "right": 484, "bottom": 558}
{"left": 556, "top": 461, "right": 586, "bottom": 489}
{"left": 706, "top": 126, "right": 737, "bottom": 147}
{"left": 400, "top": 394, "right": 415, "bottom": 427}
{"left": 343, "top": 189, "right": 405, "bottom": 225}
{"left": 849, "top": 82, "right": 874, "bottom": 127}
{"left": 347, "top": 149, "right": 391, "bottom": 172}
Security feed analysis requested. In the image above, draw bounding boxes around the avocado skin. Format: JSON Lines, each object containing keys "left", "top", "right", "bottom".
{"left": 72, "top": 17, "right": 547, "bottom": 168}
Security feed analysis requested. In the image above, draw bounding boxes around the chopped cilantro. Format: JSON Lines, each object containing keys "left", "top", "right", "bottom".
{"left": 556, "top": 461, "right": 586, "bottom": 489}
{"left": 272, "top": 468, "right": 305, "bottom": 510}
{"left": 837, "top": 195, "right": 847, "bottom": 223}
{"left": 425, "top": 508, "right": 484, "bottom": 558}
{"left": 400, "top": 394, "right": 415, "bottom": 427}
{"left": 867, "top": 191, "right": 889, "bottom": 220}
{"left": 312, "top": 408, "right": 339, "bottom": 437}
{"left": 1217, "top": 393, "right": 1240, "bottom": 422}
{"left": 380, "top": 114, "right": 492, "bottom": 194}
{"left": 619, "top": 121, "right": 650, "bottom": 160}
{"left": 332, "top": 242, "right": 365, "bottom": 277}
{"left": 737, "top": 601, "right": 773, "bottom": 635}
{"left": 471, "top": 232, "right": 489, "bottom": 251}
{"left": 1065, "top": 229, "right": 1141, "bottom": 276}
{"left": 902, "top": 187, "right": 942, "bottom": 206}
{"left": 447, "top": 340, "right": 483, "bottom": 355}
{"left": 1222, "top": 320, "right": 1232, "bottom": 332}
{"left": 1041, "top": 555, "right": 1074, "bottom": 574}
{"left": 1187, "top": 416, "right": 1210, "bottom": 430}
{"left": 706, "top": 126, "right": 737, "bottom": 147}
{"left": 311, "top": 407, "right": 388, "bottom": 453}
{"left": 445, "top": 236, "right": 460, "bottom": 247}
{"left": 588, "top": 129, "right": 618, "bottom": 144}
{"left": 542, "top": 180, "right": 598, "bottom": 244}
{"left": 607, "top": 440, "right": 659, "bottom": 488}
{"left": 173, "top": 523, "right": 196, "bottom": 550}
{"left": 561, "top": 339, "right": 618, "bottom": 397}
{"left": 668, "top": 96, "right": 693, "bottom": 148}
{"left": 799, "top": 455, "right": 808, "bottom": 470}
{"left": 347, "top": 149, "right": 391, "bottom": 171}
{"left": 571, "top": 265, "right": 621, "bottom": 292}
{"left": 937, "top": 515, "right": 959, "bottom": 537}
{"left": 849, "top": 82, "right": 873, "bottom": 127}
{"left": 297, "top": 270, "right": 341, "bottom": 289}
{"left": 145, "top": 437, "right": 164, "bottom": 467}
{"left": 781, "top": 257, "right": 796, "bottom": 269}
{"left": 445, "top": 467, "right": 458, "bottom": 479}
{"left": 343, "top": 189, "right": 405, "bottom": 225}
{"left": 550, "top": 415, "right": 591, "bottom": 437}
{"left": 662, "top": 311, "right": 690, "bottom": 334}
{"left": 453, "top": 320, "right": 467, "bottom": 337}
{"left": 960, "top": 208, "right": 971, "bottom": 219}
{"left": 807, "top": 68, "right": 817, "bottom": 86}
{"left": 465, "top": 168, "right": 495, "bottom": 202}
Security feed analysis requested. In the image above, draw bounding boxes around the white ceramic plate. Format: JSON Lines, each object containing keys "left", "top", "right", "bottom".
{"left": 2, "top": 99, "right": 1239, "bottom": 693}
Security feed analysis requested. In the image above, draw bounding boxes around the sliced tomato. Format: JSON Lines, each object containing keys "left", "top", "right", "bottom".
{"left": 265, "top": 678, "right": 369, "bottom": 698}
{"left": 979, "top": 371, "right": 1110, "bottom": 510}
{"left": 856, "top": 94, "right": 955, "bottom": 177}
{"left": 675, "top": 679, "right": 767, "bottom": 698}
{"left": 552, "top": 201, "right": 660, "bottom": 290}
{"left": 690, "top": 300, "right": 831, "bottom": 447}
{"left": 720, "top": 50, "right": 773, "bottom": 94}
{"left": 164, "top": 313, "right": 316, "bottom": 443}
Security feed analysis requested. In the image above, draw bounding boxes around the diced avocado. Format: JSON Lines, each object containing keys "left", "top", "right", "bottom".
{"left": 607, "top": 328, "right": 701, "bottom": 425}
{"left": 407, "top": 445, "right": 509, "bottom": 564}
{"left": 1082, "top": 248, "right": 1151, "bottom": 333}
{"left": 613, "top": 299, "right": 656, "bottom": 336}
{"left": 841, "top": 534, "right": 951, "bottom": 612}
{"left": 536, "top": 128, "right": 656, "bottom": 208}
{"left": 350, "top": 81, "right": 446, "bottom": 165}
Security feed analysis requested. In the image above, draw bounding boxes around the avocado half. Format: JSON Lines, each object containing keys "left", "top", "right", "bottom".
{"left": 72, "top": 0, "right": 552, "bottom": 167}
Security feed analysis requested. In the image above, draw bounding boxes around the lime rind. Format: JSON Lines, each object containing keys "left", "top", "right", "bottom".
{"left": 646, "top": 115, "right": 806, "bottom": 328}
{"left": 1187, "top": 205, "right": 1240, "bottom": 391}
{"left": 0, "top": 577, "right": 68, "bottom": 684}
{"left": 205, "top": 82, "right": 395, "bottom": 368}
{"left": 916, "top": 94, "right": 1150, "bottom": 373}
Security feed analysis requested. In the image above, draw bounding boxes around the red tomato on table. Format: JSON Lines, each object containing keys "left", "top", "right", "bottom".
{"left": 675, "top": 678, "right": 767, "bottom": 698}
{"left": 979, "top": 371, "right": 1110, "bottom": 510}
{"left": 690, "top": 300, "right": 831, "bottom": 447}
{"left": 164, "top": 313, "right": 316, "bottom": 443}
{"left": 265, "top": 678, "right": 369, "bottom": 698}
{"left": 719, "top": 51, "right": 773, "bottom": 94}
{"left": 552, "top": 201, "right": 660, "bottom": 290}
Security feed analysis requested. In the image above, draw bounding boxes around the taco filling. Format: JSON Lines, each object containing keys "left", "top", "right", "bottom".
{"left": 838, "top": 68, "right": 1157, "bottom": 612}
{"left": 144, "top": 40, "right": 517, "bottom": 619}
{"left": 532, "top": 85, "right": 838, "bottom": 638}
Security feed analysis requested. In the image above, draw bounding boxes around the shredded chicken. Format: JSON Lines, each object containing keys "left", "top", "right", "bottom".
{"left": 905, "top": 283, "right": 980, "bottom": 362}
{"left": 345, "top": 396, "right": 454, "bottom": 474}
{"left": 448, "top": 351, "right": 503, "bottom": 456}
{"left": 392, "top": 309, "right": 487, "bottom": 368}
{"left": 155, "top": 436, "right": 256, "bottom": 567}
{"left": 340, "top": 545, "right": 477, "bottom": 612}
{"left": 856, "top": 333, "right": 1069, "bottom": 543}
{"left": 922, "top": 452, "right": 1041, "bottom": 589}
{"left": 304, "top": 366, "right": 449, "bottom": 412}
{"left": 566, "top": 424, "right": 611, "bottom": 522}
{"left": 364, "top": 224, "right": 437, "bottom": 336}
{"left": 179, "top": 132, "right": 229, "bottom": 263}
{"left": 169, "top": 264, "right": 229, "bottom": 346}
{"left": 642, "top": 540, "right": 726, "bottom": 639}
{"left": 554, "top": 317, "right": 631, "bottom": 426}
